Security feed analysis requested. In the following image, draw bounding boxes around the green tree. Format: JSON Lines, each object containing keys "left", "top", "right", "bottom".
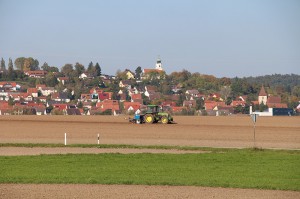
{"left": 87, "top": 61, "right": 94, "bottom": 73}
{"left": 0, "top": 58, "right": 6, "bottom": 70}
{"left": 8, "top": 58, "right": 13, "bottom": 69}
{"left": 95, "top": 62, "right": 101, "bottom": 76}
{"left": 45, "top": 73, "right": 58, "bottom": 87}
{"left": 135, "top": 66, "right": 142, "bottom": 80}
{"left": 41, "top": 62, "right": 50, "bottom": 71}
{"left": 8, "top": 96, "right": 15, "bottom": 106}
{"left": 49, "top": 66, "right": 59, "bottom": 73}
{"left": 7, "top": 59, "right": 15, "bottom": 80}
{"left": 259, "top": 102, "right": 268, "bottom": 112}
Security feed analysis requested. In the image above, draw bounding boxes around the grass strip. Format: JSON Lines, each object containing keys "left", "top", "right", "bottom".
{"left": 0, "top": 143, "right": 222, "bottom": 152}
{"left": 0, "top": 150, "right": 299, "bottom": 190}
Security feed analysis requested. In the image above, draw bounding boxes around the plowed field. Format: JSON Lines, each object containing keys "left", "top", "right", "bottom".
{"left": 0, "top": 115, "right": 299, "bottom": 149}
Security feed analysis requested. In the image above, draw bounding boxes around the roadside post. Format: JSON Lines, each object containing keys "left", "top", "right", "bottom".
{"left": 64, "top": 133, "right": 67, "bottom": 146}
{"left": 250, "top": 114, "right": 258, "bottom": 148}
{"left": 97, "top": 133, "right": 100, "bottom": 145}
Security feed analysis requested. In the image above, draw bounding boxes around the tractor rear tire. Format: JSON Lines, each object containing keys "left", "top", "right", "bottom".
{"left": 161, "top": 116, "right": 169, "bottom": 124}
{"left": 144, "top": 114, "right": 154, "bottom": 124}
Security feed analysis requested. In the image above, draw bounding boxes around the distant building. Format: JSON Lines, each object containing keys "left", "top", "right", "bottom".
{"left": 141, "top": 57, "right": 165, "bottom": 80}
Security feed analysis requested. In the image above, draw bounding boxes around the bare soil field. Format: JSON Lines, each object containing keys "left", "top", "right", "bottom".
{"left": 1, "top": 115, "right": 299, "bottom": 198}
{"left": 1, "top": 184, "right": 299, "bottom": 199}
{"left": 0, "top": 115, "right": 299, "bottom": 149}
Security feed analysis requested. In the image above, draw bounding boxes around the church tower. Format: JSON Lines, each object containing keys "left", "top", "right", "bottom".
{"left": 258, "top": 85, "right": 267, "bottom": 105}
{"left": 155, "top": 57, "right": 163, "bottom": 71}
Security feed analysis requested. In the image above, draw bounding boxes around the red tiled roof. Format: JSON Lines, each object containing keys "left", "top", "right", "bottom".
{"left": 0, "top": 81, "right": 17, "bottom": 87}
{"left": 123, "top": 102, "right": 141, "bottom": 111}
{"left": 27, "top": 88, "right": 38, "bottom": 94}
{"left": 143, "top": 69, "right": 164, "bottom": 74}
{"left": 231, "top": 100, "right": 247, "bottom": 107}
{"left": 204, "top": 101, "right": 226, "bottom": 110}
{"left": 131, "top": 94, "right": 142, "bottom": 100}
{"left": 267, "top": 96, "right": 281, "bottom": 104}
{"left": 96, "top": 100, "right": 120, "bottom": 111}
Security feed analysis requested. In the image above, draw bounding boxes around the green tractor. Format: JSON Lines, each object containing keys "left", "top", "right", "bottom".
{"left": 143, "top": 105, "right": 174, "bottom": 124}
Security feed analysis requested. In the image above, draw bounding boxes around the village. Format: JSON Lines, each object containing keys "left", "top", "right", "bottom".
{"left": 0, "top": 58, "right": 298, "bottom": 116}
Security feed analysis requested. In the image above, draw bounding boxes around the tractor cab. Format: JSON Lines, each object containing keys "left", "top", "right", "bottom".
{"left": 146, "top": 105, "right": 161, "bottom": 114}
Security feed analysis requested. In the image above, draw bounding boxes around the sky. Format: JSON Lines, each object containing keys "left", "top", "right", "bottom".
{"left": 0, "top": 0, "right": 299, "bottom": 78}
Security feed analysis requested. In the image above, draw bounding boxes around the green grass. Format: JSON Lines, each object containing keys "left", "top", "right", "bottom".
{"left": 0, "top": 143, "right": 217, "bottom": 151}
{"left": 1, "top": 149, "right": 299, "bottom": 190}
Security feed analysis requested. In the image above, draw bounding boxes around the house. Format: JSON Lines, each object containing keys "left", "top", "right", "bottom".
{"left": 0, "top": 82, "right": 20, "bottom": 91}
{"left": 98, "top": 91, "right": 112, "bottom": 101}
{"left": 204, "top": 101, "right": 226, "bottom": 111}
{"left": 96, "top": 100, "right": 120, "bottom": 115}
{"left": 131, "top": 93, "right": 143, "bottom": 103}
{"left": 209, "top": 93, "right": 224, "bottom": 101}
{"left": 231, "top": 100, "right": 247, "bottom": 107}
{"left": 124, "top": 69, "right": 135, "bottom": 80}
{"left": 123, "top": 102, "right": 141, "bottom": 113}
{"left": 24, "top": 70, "right": 47, "bottom": 78}
{"left": 57, "top": 77, "right": 69, "bottom": 85}
{"left": 80, "top": 94, "right": 92, "bottom": 102}
{"left": 79, "top": 73, "right": 94, "bottom": 79}
{"left": 39, "top": 87, "right": 56, "bottom": 96}
{"left": 27, "top": 88, "right": 39, "bottom": 98}
{"left": 51, "top": 92, "right": 70, "bottom": 102}
{"left": 183, "top": 100, "right": 197, "bottom": 108}
{"left": 185, "top": 90, "right": 199, "bottom": 98}
{"left": 213, "top": 106, "right": 234, "bottom": 116}
{"left": 35, "top": 106, "right": 46, "bottom": 115}
{"left": 144, "top": 86, "right": 158, "bottom": 97}
{"left": 119, "top": 80, "right": 132, "bottom": 89}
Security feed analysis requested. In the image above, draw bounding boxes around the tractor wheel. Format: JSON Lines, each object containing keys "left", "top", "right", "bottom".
{"left": 144, "top": 114, "right": 154, "bottom": 124}
{"left": 161, "top": 116, "right": 169, "bottom": 124}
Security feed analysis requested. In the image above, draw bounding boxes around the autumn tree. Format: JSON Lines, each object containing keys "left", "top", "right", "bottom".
{"left": 14, "top": 57, "right": 39, "bottom": 71}
{"left": 61, "top": 64, "right": 74, "bottom": 78}
{"left": 220, "top": 86, "right": 232, "bottom": 104}
{"left": 74, "top": 62, "right": 85, "bottom": 76}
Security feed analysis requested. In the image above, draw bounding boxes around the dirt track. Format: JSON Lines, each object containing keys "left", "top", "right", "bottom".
{"left": 1, "top": 115, "right": 299, "bottom": 198}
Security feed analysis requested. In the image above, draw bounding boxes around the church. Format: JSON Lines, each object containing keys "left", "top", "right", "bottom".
{"left": 250, "top": 85, "right": 291, "bottom": 116}
{"left": 141, "top": 57, "right": 165, "bottom": 80}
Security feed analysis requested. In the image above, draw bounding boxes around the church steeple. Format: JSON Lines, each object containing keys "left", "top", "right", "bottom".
{"left": 258, "top": 85, "right": 267, "bottom": 105}
{"left": 155, "top": 56, "right": 163, "bottom": 70}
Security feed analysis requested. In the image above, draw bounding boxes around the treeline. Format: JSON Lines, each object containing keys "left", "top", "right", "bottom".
{"left": 0, "top": 57, "right": 299, "bottom": 109}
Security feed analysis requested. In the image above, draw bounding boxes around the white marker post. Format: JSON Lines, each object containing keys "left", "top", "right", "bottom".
{"left": 97, "top": 133, "right": 100, "bottom": 145}
{"left": 65, "top": 133, "right": 67, "bottom": 146}
{"left": 250, "top": 114, "right": 258, "bottom": 148}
